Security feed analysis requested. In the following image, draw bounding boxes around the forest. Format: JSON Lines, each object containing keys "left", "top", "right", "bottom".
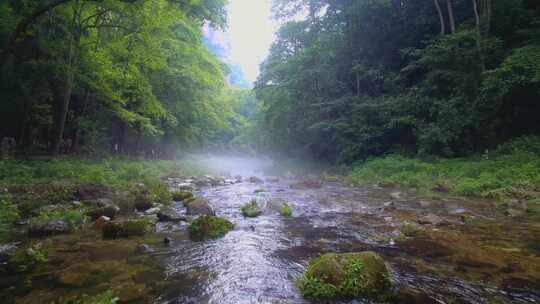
{"left": 1, "top": 1, "right": 540, "bottom": 304}
{"left": 0, "top": 0, "right": 257, "bottom": 158}
{"left": 256, "top": 0, "right": 540, "bottom": 162}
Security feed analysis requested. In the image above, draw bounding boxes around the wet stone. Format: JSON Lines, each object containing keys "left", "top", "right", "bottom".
{"left": 28, "top": 220, "right": 70, "bottom": 237}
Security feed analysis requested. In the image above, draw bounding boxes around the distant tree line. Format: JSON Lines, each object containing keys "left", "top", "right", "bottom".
{"left": 256, "top": 0, "right": 540, "bottom": 162}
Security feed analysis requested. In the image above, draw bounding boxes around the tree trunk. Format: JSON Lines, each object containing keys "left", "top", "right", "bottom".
{"left": 434, "top": 0, "right": 445, "bottom": 36}
{"left": 447, "top": 0, "right": 456, "bottom": 33}
{"left": 53, "top": 32, "right": 76, "bottom": 155}
{"left": 471, "top": 0, "right": 485, "bottom": 71}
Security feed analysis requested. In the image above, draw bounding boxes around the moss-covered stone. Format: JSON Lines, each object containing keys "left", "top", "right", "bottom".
{"left": 241, "top": 199, "right": 262, "bottom": 217}
{"left": 185, "top": 198, "right": 215, "bottom": 216}
{"left": 102, "top": 219, "right": 149, "bottom": 238}
{"left": 172, "top": 190, "right": 194, "bottom": 201}
{"left": 188, "top": 215, "right": 234, "bottom": 240}
{"left": 298, "top": 251, "right": 392, "bottom": 301}
{"left": 279, "top": 203, "right": 293, "bottom": 217}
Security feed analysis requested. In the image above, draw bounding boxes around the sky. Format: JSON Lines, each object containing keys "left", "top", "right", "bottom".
{"left": 203, "top": 0, "right": 279, "bottom": 86}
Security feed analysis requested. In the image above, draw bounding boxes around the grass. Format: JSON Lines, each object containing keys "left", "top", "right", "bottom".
{"left": 0, "top": 157, "right": 207, "bottom": 189}
{"left": 347, "top": 152, "right": 540, "bottom": 201}
{"left": 0, "top": 194, "right": 19, "bottom": 241}
{"left": 29, "top": 207, "right": 88, "bottom": 231}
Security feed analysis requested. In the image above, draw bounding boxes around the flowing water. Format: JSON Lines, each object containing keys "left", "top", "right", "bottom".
{"left": 2, "top": 155, "right": 539, "bottom": 303}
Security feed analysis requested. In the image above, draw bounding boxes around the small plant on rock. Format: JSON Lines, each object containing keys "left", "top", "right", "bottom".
{"left": 241, "top": 199, "right": 262, "bottom": 217}
{"left": 279, "top": 203, "right": 293, "bottom": 217}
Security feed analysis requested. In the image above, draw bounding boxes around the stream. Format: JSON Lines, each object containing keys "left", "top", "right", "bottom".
{"left": 2, "top": 155, "right": 539, "bottom": 303}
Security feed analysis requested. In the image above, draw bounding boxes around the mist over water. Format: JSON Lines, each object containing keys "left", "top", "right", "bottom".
{"left": 156, "top": 155, "right": 539, "bottom": 304}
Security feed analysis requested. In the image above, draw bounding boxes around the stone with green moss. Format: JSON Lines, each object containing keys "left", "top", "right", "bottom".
{"left": 102, "top": 219, "right": 149, "bottom": 238}
{"left": 298, "top": 251, "right": 392, "bottom": 301}
{"left": 279, "top": 203, "right": 293, "bottom": 217}
{"left": 172, "top": 190, "right": 194, "bottom": 202}
{"left": 241, "top": 199, "right": 262, "bottom": 217}
{"left": 188, "top": 215, "right": 234, "bottom": 240}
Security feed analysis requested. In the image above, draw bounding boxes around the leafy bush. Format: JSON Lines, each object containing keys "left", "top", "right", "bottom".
{"left": 494, "top": 135, "right": 540, "bottom": 156}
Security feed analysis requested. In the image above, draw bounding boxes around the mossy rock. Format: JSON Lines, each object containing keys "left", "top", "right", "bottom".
{"left": 102, "top": 219, "right": 149, "bottom": 239}
{"left": 298, "top": 251, "right": 392, "bottom": 301}
{"left": 188, "top": 215, "right": 234, "bottom": 241}
{"left": 241, "top": 199, "right": 262, "bottom": 217}
{"left": 172, "top": 190, "right": 194, "bottom": 201}
{"left": 280, "top": 203, "right": 293, "bottom": 217}
{"left": 185, "top": 198, "right": 215, "bottom": 216}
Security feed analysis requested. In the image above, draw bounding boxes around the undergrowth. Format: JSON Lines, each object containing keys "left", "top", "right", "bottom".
{"left": 0, "top": 157, "right": 206, "bottom": 189}
{"left": 348, "top": 152, "right": 540, "bottom": 200}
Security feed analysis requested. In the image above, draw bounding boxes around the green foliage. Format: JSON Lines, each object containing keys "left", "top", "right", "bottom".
{"left": 279, "top": 203, "right": 293, "bottom": 217}
{"left": 10, "top": 242, "right": 49, "bottom": 273}
{"left": 188, "top": 215, "right": 234, "bottom": 240}
{"left": 494, "top": 136, "right": 540, "bottom": 156}
{"left": 171, "top": 190, "right": 194, "bottom": 202}
{"left": 29, "top": 208, "right": 88, "bottom": 231}
{"left": 0, "top": 0, "right": 234, "bottom": 155}
{"left": 298, "top": 252, "right": 391, "bottom": 300}
{"left": 0, "top": 194, "right": 19, "bottom": 241}
{"left": 241, "top": 199, "right": 262, "bottom": 217}
{"left": 102, "top": 219, "right": 149, "bottom": 239}
{"left": 348, "top": 151, "right": 540, "bottom": 200}
{"left": 0, "top": 158, "right": 205, "bottom": 189}
{"left": 257, "top": 0, "right": 540, "bottom": 162}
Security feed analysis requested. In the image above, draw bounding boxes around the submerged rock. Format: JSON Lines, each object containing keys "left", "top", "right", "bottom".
{"left": 298, "top": 251, "right": 392, "bottom": 301}
{"left": 102, "top": 219, "right": 149, "bottom": 238}
{"left": 188, "top": 215, "right": 234, "bottom": 240}
{"left": 185, "top": 198, "right": 215, "bottom": 216}
{"left": 28, "top": 220, "right": 70, "bottom": 237}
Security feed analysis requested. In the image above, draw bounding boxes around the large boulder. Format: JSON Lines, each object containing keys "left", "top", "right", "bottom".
{"left": 298, "top": 251, "right": 392, "bottom": 301}
{"left": 188, "top": 215, "right": 234, "bottom": 240}
{"left": 28, "top": 220, "right": 70, "bottom": 237}
{"left": 185, "top": 198, "right": 215, "bottom": 216}
{"left": 102, "top": 219, "right": 148, "bottom": 238}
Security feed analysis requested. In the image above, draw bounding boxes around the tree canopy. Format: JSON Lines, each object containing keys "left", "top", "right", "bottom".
{"left": 256, "top": 0, "right": 540, "bottom": 162}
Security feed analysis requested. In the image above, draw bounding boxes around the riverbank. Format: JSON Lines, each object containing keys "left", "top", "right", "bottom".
{"left": 347, "top": 152, "right": 540, "bottom": 202}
